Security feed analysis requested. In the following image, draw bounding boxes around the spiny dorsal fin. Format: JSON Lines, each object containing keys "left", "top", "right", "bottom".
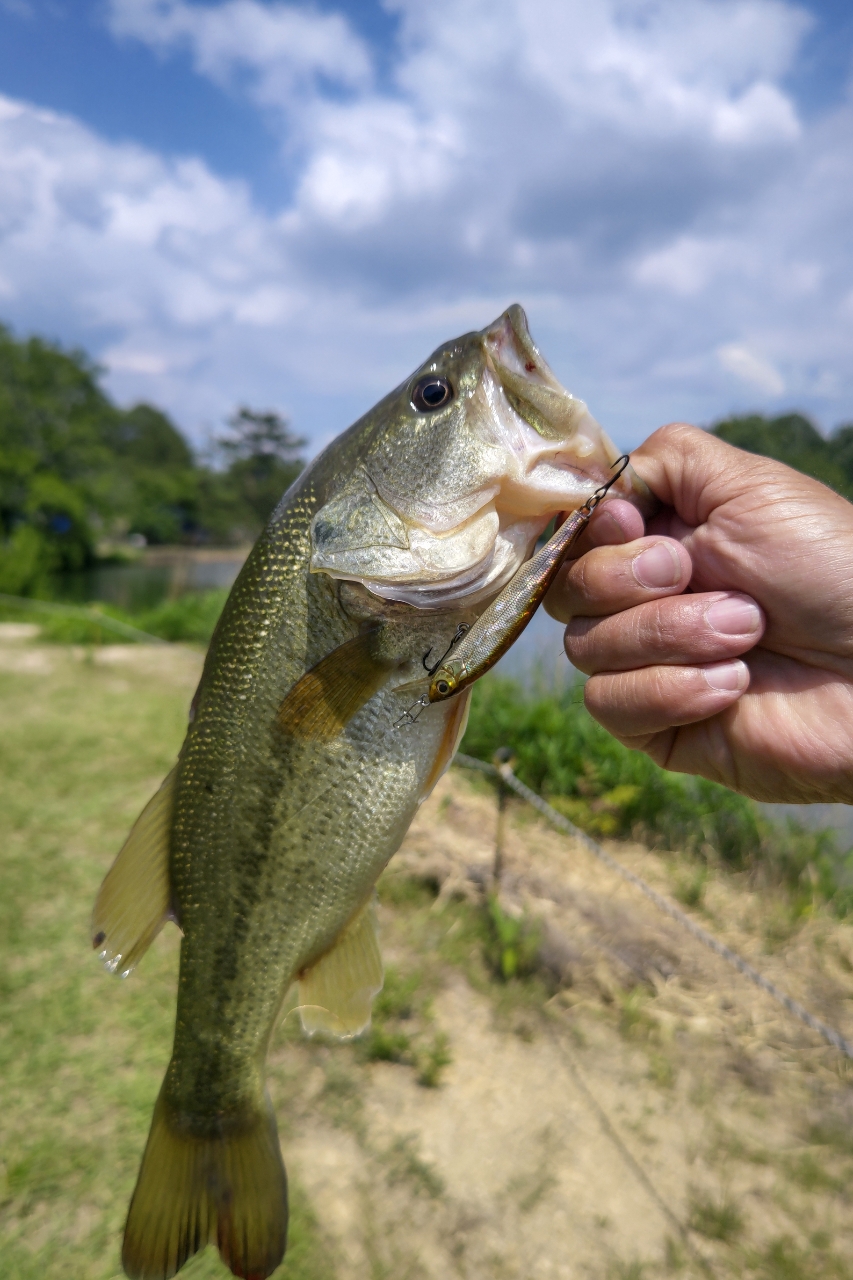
{"left": 92, "top": 766, "right": 177, "bottom": 977}
{"left": 297, "top": 899, "right": 383, "bottom": 1038}
{"left": 276, "top": 630, "right": 394, "bottom": 741}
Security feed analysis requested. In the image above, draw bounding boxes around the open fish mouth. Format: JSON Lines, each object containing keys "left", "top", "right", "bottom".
{"left": 310, "top": 305, "right": 652, "bottom": 610}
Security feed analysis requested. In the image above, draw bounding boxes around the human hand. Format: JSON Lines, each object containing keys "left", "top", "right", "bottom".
{"left": 546, "top": 423, "right": 853, "bottom": 803}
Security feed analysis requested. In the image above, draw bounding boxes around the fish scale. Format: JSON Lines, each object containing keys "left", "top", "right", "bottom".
{"left": 91, "top": 303, "right": 653, "bottom": 1280}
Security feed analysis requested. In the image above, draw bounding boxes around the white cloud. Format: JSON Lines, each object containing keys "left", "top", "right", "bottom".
{"left": 108, "top": 0, "right": 372, "bottom": 106}
{"left": 633, "top": 236, "right": 740, "bottom": 296}
{"left": 0, "top": 0, "right": 850, "bottom": 452}
{"left": 104, "top": 349, "right": 172, "bottom": 375}
{"left": 518, "top": 0, "right": 807, "bottom": 142}
{"left": 293, "top": 99, "right": 463, "bottom": 228}
{"left": 718, "top": 344, "right": 786, "bottom": 396}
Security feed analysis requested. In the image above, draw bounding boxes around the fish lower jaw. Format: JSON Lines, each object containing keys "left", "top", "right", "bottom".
{"left": 359, "top": 521, "right": 540, "bottom": 610}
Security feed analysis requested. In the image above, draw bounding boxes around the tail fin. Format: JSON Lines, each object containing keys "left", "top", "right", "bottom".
{"left": 122, "top": 1084, "right": 288, "bottom": 1280}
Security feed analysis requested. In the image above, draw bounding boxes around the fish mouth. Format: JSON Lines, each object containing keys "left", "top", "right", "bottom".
{"left": 483, "top": 304, "right": 572, "bottom": 403}
{"left": 485, "top": 305, "right": 587, "bottom": 442}
{"left": 309, "top": 305, "right": 653, "bottom": 612}
{"left": 484, "top": 307, "right": 627, "bottom": 487}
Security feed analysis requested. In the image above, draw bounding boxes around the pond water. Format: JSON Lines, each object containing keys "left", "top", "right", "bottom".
{"left": 55, "top": 550, "right": 248, "bottom": 612}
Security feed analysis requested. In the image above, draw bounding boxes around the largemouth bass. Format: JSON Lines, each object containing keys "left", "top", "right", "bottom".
{"left": 92, "top": 304, "right": 650, "bottom": 1280}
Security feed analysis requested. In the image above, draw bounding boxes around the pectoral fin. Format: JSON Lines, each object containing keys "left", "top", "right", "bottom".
{"left": 92, "top": 766, "right": 177, "bottom": 976}
{"left": 276, "top": 630, "right": 394, "bottom": 740}
{"left": 297, "top": 900, "right": 383, "bottom": 1038}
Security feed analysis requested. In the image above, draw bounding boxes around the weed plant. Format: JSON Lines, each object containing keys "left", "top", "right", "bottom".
{"left": 686, "top": 1189, "right": 744, "bottom": 1242}
{"left": 355, "top": 964, "right": 453, "bottom": 1088}
{"left": 462, "top": 676, "right": 853, "bottom": 913}
{"left": 483, "top": 896, "right": 542, "bottom": 981}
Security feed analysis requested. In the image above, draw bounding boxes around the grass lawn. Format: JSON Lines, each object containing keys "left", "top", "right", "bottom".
{"left": 0, "top": 643, "right": 336, "bottom": 1280}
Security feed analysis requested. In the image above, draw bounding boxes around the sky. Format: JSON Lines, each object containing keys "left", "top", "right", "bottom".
{"left": 0, "top": 0, "right": 852, "bottom": 456}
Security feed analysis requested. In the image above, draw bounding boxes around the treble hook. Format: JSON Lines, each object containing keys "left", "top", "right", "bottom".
{"left": 393, "top": 694, "right": 430, "bottom": 729}
{"left": 421, "top": 623, "right": 470, "bottom": 675}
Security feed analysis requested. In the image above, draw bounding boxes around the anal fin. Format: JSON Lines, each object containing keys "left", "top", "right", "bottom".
{"left": 298, "top": 899, "right": 383, "bottom": 1038}
{"left": 277, "top": 629, "right": 394, "bottom": 740}
{"left": 92, "top": 765, "right": 177, "bottom": 977}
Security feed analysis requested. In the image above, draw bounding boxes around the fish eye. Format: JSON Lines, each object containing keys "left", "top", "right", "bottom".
{"left": 412, "top": 375, "right": 453, "bottom": 412}
{"left": 435, "top": 679, "right": 451, "bottom": 696}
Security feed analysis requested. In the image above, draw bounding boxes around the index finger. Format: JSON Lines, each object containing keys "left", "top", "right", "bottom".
{"left": 564, "top": 497, "right": 646, "bottom": 559}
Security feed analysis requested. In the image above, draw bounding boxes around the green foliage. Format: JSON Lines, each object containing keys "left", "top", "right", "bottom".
{"left": 483, "top": 895, "right": 542, "bottom": 981}
{"left": 672, "top": 866, "right": 708, "bottom": 908}
{"left": 5, "top": 589, "right": 229, "bottom": 646}
{"left": 0, "top": 325, "right": 305, "bottom": 593}
{"left": 384, "top": 1134, "right": 445, "bottom": 1198}
{"left": 687, "top": 1189, "right": 745, "bottom": 1241}
{"left": 136, "top": 589, "right": 229, "bottom": 644}
{"left": 355, "top": 965, "right": 452, "bottom": 1088}
{"left": 216, "top": 407, "right": 305, "bottom": 534}
{"left": 34, "top": 604, "right": 154, "bottom": 646}
{"left": 360, "top": 1026, "right": 412, "bottom": 1063}
{"left": 710, "top": 411, "right": 853, "bottom": 500}
{"left": 748, "top": 1235, "right": 853, "bottom": 1280}
{"left": 782, "top": 1151, "right": 844, "bottom": 1194}
{"left": 416, "top": 1032, "right": 452, "bottom": 1088}
{"left": 462, "top": 676, "right": 851, "bottom": 908}
{"left": 0, "top": 525, "right": 54, "bottom": 595}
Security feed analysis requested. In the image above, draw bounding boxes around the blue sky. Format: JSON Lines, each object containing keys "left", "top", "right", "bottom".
{"left": 0, "top": 0, "right": 852, "bottom": 454}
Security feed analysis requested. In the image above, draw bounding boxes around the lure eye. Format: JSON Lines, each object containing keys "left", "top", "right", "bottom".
{"left": 435, "top": 680, "right": 451, "bottom": 696}
{"left": 412, "top": 375, "right": 453, "bottom": 412}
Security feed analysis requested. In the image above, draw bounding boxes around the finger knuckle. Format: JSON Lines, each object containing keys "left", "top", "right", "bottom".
{"left": 563, "top": 626, "right": 594, "bottom": 670}
{"left": 582, "top": 672, "right": 612, "bottom": 718}
{"left": 650, "top": 422, "right": 697, "bottom": 452}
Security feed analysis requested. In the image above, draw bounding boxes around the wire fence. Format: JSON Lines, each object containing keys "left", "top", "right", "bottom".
{"left": 455, "top": 751, "right": 853, "bottom": 1062}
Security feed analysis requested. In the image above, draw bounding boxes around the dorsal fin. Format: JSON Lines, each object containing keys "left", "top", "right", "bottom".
{"left": 297, "top": 900, "right": 383, "bottom": 1038}
{"left": 276, "top": 630, "right": 394, "bottom": 741}
{"left": 92, "top": 766, "right": 177, "bottom": 976}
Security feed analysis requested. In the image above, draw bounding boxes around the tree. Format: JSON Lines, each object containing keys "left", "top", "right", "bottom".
{"left": 215, "top": 407, "right": 306, "bottom": 535}
{"left": 109, "top": 405, "right": 200, "bottom": 545}
{"left": 0, "top": 327, "right": 309, "bottom": 592}
{"left": 0, "top": 325, "right": 117, "bottom": 589}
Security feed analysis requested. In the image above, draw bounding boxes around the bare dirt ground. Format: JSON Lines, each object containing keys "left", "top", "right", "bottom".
{"left": 3, "top": 631, "right": 851, "bottom": 1280}
{"left": 271, "top": 771, "right": 853, "bottom": 1280}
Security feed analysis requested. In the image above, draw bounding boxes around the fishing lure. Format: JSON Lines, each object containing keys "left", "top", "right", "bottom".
{"left": 395, "top": 454, "right": 631, "bottom": 726}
